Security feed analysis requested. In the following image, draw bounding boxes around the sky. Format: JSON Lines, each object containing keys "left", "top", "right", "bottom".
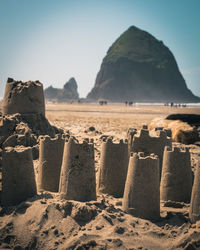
{"left": 0, "top": 0, "right": 200, "bottom": 98}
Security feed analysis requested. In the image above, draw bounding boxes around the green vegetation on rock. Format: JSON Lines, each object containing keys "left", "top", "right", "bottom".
{"left": 106, "top": 26, "right": 171, "bottom": 68}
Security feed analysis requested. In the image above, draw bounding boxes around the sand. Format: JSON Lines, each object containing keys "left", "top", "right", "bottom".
{"left": 0, "top": 103, "right": 200, "bottom": 249}
{"left": 45, "top": 103, "right": 200, "bottom": 138}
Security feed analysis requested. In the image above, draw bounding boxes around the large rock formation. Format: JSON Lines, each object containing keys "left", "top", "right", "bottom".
{"left": 87, "top": 26, "right": 200, "bottom": 102}
{"left": 44, "top": 77, "right": 79, "bottom": 102}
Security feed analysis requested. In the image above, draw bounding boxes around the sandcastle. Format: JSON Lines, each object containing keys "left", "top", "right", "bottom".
{"left": 97, "top": 138, "right": 128, "bottom": 197}
{"left": 127, "top": 127, "right": 137, "bottom": 157}
{"left": 2, "top": 78, "right": 45, "bottom": 116}
{"left": 0, "top": 77, "right": 199, "bottom": 235}
{"left": 131, "top": 126, "right": 172, "bottom": 175}
{"left": 189, "top": 161, "right": 200, "bottom": 223}
{"left": 0, "top": 79, "right": 58, "bottom": 150}
{"left": 1, "top": 146, "right": 36, "bottom": 206}
{"left": 38, "top": 135, "right": 65, "bottom": 192}
{"left": 160, "top": 146, "right": 193, "bottom": 202}
{"left": 0, "top": 78, "right": 58, "bottom": 206}
{"left": 123, "top": 152, "right": 160, "bottom": 220}
{"left": 59, "top": 138, "right": 96, "bottom": 202}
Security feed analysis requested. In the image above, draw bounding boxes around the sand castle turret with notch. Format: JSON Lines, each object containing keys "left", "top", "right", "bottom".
{"left": 1, "top": 147, "right": 36, "bottom": 206}
{"left": 189, "top": 161, "right": 200, "bottom": 223}
{"left": 38, "top": 134, "right": 65, "bottom": 192}
{"left": 97, "top": 138, "right": 129, "bottom": 197}
{"left": 130, "top": 125, "right": 172, "bottom": 175}
{"left": 127, "top": 127, "right": 137, "bottom": 157}
{"left": 160, "top": 146, "right": 192, "bottom": 202}
{"left": 2, "top": 78, "right": 45, "bottom": 116}
{"left": 59, "top": 137, "right": 96, "bottom": 202}
{"left": 123, "top": 152, "right": 160, "bottom": 220}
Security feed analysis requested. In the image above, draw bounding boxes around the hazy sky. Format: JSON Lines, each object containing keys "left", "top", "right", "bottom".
{"left": 0, "top": 0, "right": 200, "bottom": 98}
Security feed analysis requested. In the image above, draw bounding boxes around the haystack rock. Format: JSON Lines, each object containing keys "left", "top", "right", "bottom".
{"left": 87, "top": 26, "right": 200, "bottom": 102}
{"left": 44, "top": 77, "right": 79, "bottom": 102}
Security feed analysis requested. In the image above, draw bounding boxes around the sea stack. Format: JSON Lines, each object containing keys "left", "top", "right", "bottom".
{"left": 87, "top": 26, "right": 200, "bottom": 102}
{"left": 44, "top": 77, "right": 79, "bottom": 102}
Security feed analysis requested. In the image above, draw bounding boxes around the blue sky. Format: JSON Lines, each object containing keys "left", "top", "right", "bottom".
{"left": 0, "top": 0, "right": 200, "bottom": 98}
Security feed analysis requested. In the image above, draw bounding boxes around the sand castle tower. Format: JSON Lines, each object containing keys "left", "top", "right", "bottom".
{"left": 38, "top": 135, "right": 65, "bottom": 192}
{"left": 59, "top": 138, "right": 96, "bottom": 202}
{"left": 127, "top": 128, "right": 137, "bottom": 157}
{"left": 160, "top": 146, "right": 192, "bottom": 202}
{"left": 1, "top": 147, "right": 36, "bottom": 206}
{"left": 2, "top": 78, "right": 45, "bottom": 116}
{"left": 189, "top": 162, "right": 200, "bottom": 223}
{"left": 131, "top": 127, "right": 171, "bottom": 175}
{"left": 123, "top": 152, "right": 160, "bottom": 220}
{"left": 97, "top": 138, "right": 129, "bottom": 197}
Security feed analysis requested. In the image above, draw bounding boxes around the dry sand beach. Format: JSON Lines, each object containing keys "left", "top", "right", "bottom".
{"left": 1, "top": 102, "right": 200, "bottom": 249}
{"left": 46, "top": 103, "right": 200, "bottom": 138}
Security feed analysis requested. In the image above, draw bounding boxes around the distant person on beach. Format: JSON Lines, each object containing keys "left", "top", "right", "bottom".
{"left": 99, "top": 101, "right": 107, "bottom": 105}
{"left": 129, "top": 101, "right": 133, "bottom": 106}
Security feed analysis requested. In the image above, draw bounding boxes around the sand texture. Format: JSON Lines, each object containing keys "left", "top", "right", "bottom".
{"left": 0, "top": 103, "right": 200, "bottom": 249}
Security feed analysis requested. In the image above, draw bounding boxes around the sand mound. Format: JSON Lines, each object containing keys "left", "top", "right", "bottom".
{"left": 0, "top": 194, "right": 200, "bottom": 249}
{"left": 149, "top": 117, "right": 200, "bottom": 144}
{"left": 0, "top": 113, "right": 62, "bottom": 148}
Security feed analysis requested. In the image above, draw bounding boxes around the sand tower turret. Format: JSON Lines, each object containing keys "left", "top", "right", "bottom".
{"left": 97, "top": 138, "right": 129, "bottom": 197}
{"left": 122, "top": 152, "right": 160, "bottom": 220}
{"left": 160, "top": 146, "right": 192, "bottom": 202}
{"left": 59, "top": 138, "right": 96, "bottom": 202}
{"left": 2, "top": 78, "right": 45, "bottom": 116}
{"left": 38, "top": 135, "right": 65, "bottom": 192}
{"left": 127, "top": 128, "right": 137, "bottom": 157}
{"left": 131, "top": 127, "right": 171, "bottom": 175}
{"left": 1, "top": 146, "right": 36, "bottom": 206}
{"left": 189, "top": 161, "right": 200, "bottom": 223}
